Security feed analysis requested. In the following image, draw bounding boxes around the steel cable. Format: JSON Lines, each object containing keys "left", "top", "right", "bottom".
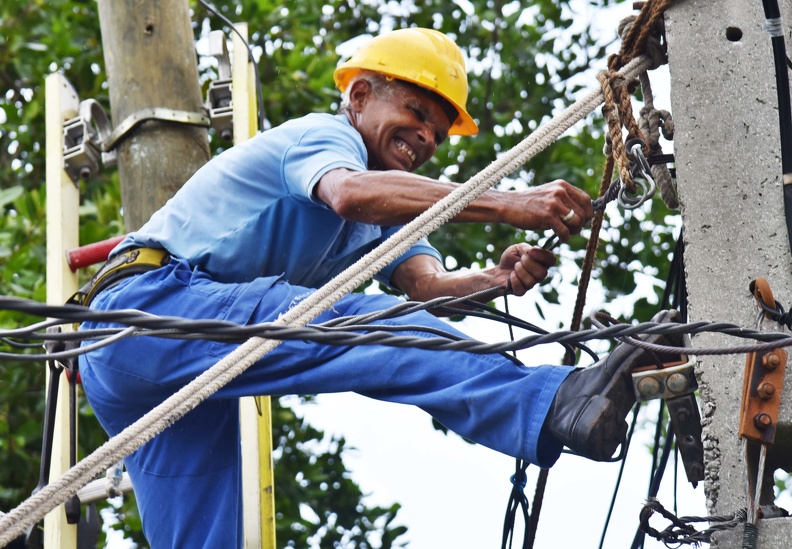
{"left": 3, "top": 296, "right": 792, "bottom": 364}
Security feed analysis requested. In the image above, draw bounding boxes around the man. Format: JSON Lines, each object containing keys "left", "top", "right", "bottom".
{"left": 78, "top": 28, "right": 673, "bottom": 547}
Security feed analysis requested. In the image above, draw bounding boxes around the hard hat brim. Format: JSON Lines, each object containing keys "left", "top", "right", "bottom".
{"left": 334, "top": 66, "right": 479, "bottom": 137}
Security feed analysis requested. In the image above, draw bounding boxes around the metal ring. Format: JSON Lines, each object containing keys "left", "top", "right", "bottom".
{"left": 562, "top": 210, "right": 575, "bottom": 223}
{"left": 618, "top": 177, "right": 652, "bottom": 210}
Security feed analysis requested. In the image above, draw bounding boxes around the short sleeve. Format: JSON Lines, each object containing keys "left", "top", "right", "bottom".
{"left": 374, "top": 227, "right": 443, "bottom": 288}
{"left": 282, "top": 118, "right": 368, "bottom": 203}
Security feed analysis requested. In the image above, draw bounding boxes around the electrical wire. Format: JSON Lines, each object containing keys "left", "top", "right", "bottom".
{"left": 4, "top": 295, "right": 792, "bottom": 363}
{"left": 436, "top": 300, "right": 600, "bottom": 364}
{"left": 197, "top": 0, "right": 267, "bottom": 133}
{"left": 760, "top": 0, "right": 792, "bottom": 253}
{"left": 597, "top": 232, "right": 688, "bottom": 546}
{"left": 598, "top": 403, "right": 642, "bottom": 549}
{"left": 630, "top": 405, "right": 674, "bottom": 549}
{"left": 500, "top": 294, "right": 532, "bottom": 549}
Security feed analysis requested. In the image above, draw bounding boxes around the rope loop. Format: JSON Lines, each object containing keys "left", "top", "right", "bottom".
{"left": 638, "top": 72, "right": 679, "bottom": 209}
{"left": 609, "top": 0, "right": 672, "bottom": 72}
{"left": 598, "top": 71, "right": 638, "bottom": 193}
{"left": 639, "top": 497, "right": 751, "bottom": 546}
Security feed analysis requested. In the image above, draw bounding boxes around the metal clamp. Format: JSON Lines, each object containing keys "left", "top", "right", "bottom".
{"left": 102, "top": 108, "right": 211, "bottom": 152}
{"left": 631, "top": 334, "right": 705, "bottom": 485}
{"left": 204, "top": 29, "right": 234, "bottom": 141}
{"left": 739, "top": 279, "right": 787, "bottom": 445}
{"left": 633, "top": 358, "right": 698, "bottom": 401}
{"left": 740, "top": 278, "right": 789, "bottom": 528}
{"left": 617, "top": 139, "right": 657, "bottom": 210}
{"left": 62, "top": 99, "right": 115, "bottom": 183}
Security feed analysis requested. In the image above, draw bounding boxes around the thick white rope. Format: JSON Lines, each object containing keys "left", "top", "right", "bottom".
{"left": 0, "top": 55, "right": 651, "bottom": 546}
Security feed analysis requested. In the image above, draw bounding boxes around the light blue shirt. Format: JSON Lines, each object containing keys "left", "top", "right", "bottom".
{"left": 114, "top": 113, "right": 441, "bottom": 287}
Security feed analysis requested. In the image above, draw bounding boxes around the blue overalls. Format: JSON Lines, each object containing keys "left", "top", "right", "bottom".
{"left": 78, "top": 112, "right": 572, "bottom": 547}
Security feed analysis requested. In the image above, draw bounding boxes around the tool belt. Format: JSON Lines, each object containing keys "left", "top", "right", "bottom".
{"left": 68, "top": 247, "right": 171, "bottom": 307}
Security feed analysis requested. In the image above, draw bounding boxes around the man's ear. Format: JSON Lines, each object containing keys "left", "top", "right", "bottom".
{"left": 347, "top": 78, "right": 373, "bottom": 112}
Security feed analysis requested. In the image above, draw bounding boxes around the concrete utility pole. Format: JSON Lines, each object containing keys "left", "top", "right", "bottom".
{"left": 666, "top": 0, "right": 792, "bottom": 546}
{"left": 97, "top": 0, "right": 210, "bottom": 229}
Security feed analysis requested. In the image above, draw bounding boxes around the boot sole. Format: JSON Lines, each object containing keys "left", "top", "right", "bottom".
{"left": 570, "top": 394, "right": 629, "bottom": 461}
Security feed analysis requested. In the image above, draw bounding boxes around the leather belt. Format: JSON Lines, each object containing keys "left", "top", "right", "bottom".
{"left": 68, "top": 247, "right": 171, "bottom": 307}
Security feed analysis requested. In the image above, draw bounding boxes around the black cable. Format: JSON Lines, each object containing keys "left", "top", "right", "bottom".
{"left": 436, "top": 301, "right": 600, "bottom": 363}
{"left": 631, "top": 411, "right": 675, "bottom": 549}
{"left": 639, "top": 499, "right": 750, "bottom": 546}
{"left": 760, "top": 0, "right": 792, "bottom": 253}
{"left": 499, "top": 295, "right": 532, "bottom": 549}
{"left": 762, "top": 0, "right": 792, "bottom": 173}
{"left": 6, "top": 295, "right": 792, "bottom": 363}
{"left": 597, "top": 403, "right": 642, "bottom": 549}
{"left": 673, "top": 442, "right": 679, "bottom": 517}
{"left": 197, "top": 0, "right": 267, "bottom": 133}
{"left": 501, "top": 460, "right": 530, "bottom": 549}
{"left": 0, "top": 338, "right": 46, "bottom": 349}
{"left": 318, "top": 321, "right": 526, "bottom": 366}
{"left": 597, "top": 231, "right": 688, "bottom": 547}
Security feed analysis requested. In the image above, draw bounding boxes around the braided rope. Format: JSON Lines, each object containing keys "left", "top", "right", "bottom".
{"left": 609, "top": 0, "right": 673, "bottom": 72}
{"left": 599, "top": 1, "right": 670, "bottom": 200}
{"left": 598, "top": 72, "right": 635, "bottom": 192}
{"left": 638, "top": 70, "right": 678, "bottom": 210}
{"left": 0, "top": 54, "right": 653, "bottom": 545}
{"left": 563, "top": 153, "right": 616, "bottom": 366}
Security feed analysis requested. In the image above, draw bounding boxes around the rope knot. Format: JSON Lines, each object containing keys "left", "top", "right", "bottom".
{"left": 616, "top": 14, "right": 667, "bottom": 71}
{"left": 609, "top": 0, "right": 672, "bottom": 72}
{"left": 510, "top": 472, "right": 527, "bottom": 491}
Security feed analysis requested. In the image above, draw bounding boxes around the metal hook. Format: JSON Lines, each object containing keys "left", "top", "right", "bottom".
{"left": 618, "top": 140, "right": 657, "bottom": 210}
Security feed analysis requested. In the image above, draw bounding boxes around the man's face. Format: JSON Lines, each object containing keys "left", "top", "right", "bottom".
{"left": 352, "top": 81, "right": 452, "bottom": 172}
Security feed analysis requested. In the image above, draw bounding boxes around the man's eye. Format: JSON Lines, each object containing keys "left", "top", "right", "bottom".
{"left": 409, "top": 107, "right": 425, "bottom": 122}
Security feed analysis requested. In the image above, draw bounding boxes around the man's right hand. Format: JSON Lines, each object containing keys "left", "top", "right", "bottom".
{"left": 505, "top": 179, "right": 593, "bottom": 242}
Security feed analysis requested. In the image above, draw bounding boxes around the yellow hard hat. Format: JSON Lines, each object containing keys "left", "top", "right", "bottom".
{"left": 334, "top": 28, "right": 478, "bottom": 136}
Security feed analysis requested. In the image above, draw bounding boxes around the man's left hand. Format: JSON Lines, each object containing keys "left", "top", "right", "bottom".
{"left": 495, "top": 243, "right": 556, "bottom": 296}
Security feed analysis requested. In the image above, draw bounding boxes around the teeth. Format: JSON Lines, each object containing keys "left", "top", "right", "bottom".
{"left": 396, "top": 140, "right": 415, "bottom": 162}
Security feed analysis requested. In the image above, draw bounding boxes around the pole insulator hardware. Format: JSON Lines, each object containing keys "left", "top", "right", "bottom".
{"left": 630, "top": 334, "right": 705, "bottom": 485}
{"left": 739, "top": 278, "right": 788, "bottom": 446}
{"left": 102, "top": 108, "right": 211, "bottom": 153}
{"left": 62, "top": 99, "right": 115, "bottom": 184}
{"left": 632, "top": 356, "right": 697, "bottom": 401}
{"left": 739, "top": 348, "right": 787, "bottom": 445}
{"left": 205, "top": 30, "right": 234, "bottom": 141}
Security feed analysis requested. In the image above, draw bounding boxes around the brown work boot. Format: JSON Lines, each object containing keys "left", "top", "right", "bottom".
{"left": 547, "top": 309, "right": 683, "bottom": 461}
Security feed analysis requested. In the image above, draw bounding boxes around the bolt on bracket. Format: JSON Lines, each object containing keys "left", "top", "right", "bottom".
{"left": 739, "top": 348, "right": 787, "bottom": 445}
{"left": 630, "top": 334, "right": 704, "bottom": 485}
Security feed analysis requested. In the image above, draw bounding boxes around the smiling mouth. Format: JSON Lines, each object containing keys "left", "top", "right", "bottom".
{"left": 395, "top": 138, "right": 416, "bottom": 163}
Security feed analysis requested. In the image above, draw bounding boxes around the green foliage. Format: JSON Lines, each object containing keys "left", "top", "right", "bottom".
{"left": 273, "top": 399, "right": 407, "bottom": 547}
{"left": 0, "top": 187, "right": 47, "bottom": 513}
{"left": 0, "top": 0, "right": 692, "bottom": 546}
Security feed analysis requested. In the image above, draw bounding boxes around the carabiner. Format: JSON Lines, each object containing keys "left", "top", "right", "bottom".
{"left": 618, "top": 139, "right": 657, "bottom": 210}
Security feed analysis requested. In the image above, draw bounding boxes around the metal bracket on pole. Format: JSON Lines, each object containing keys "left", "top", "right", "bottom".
{"left": 205, "top": 29, "right": 234, "bottom": 141}
{"left": 739, "top": 278, "right": 788, "bottom": 532}
{"left": 740, "top": 279, "right": 787, "bottom": 446}
{"left": 102, "top": 108, "right": 211, "bottom": 152}
{"left": 739, "top": 348, "right": 787, "bottom": 445}
{"left": 631, "top": 338, "right": 705, "bottom": 485}
{"left": 63, "top": 99, "right": 115, "bottom": 184}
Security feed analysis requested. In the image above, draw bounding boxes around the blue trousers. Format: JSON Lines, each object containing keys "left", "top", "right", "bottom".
{"left": 79, "top": 259, "right": 572, "bottom": 548}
